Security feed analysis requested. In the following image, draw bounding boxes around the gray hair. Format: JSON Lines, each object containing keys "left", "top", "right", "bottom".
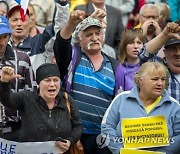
{"left": 140, "top": 4, "right": 160, "bottom": 16}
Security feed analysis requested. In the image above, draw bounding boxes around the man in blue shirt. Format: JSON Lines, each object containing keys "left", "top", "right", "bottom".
{"left": 54, "top": 10, "right": 124, "bottom": 154}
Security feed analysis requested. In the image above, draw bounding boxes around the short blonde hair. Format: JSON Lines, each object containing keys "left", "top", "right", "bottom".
{"left": 134, "top": 62, "right": 167, "bottom": 87}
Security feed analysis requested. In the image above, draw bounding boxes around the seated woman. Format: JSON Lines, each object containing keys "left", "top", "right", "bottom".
{"left": 101, "top": 62, "right": 180, "bottom": 154}
{"left": 0, "top": 63, "right": 82, "bottom": 153}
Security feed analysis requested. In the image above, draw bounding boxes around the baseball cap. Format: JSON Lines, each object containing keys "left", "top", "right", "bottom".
{"left": 164, "top": 38, "right": 180, "bottom": 48}
{"left": 78, "top": 16, "right": 102, "bottom": 31}
{"left": 8, "top": 5, "right": 29, "bottom": 18}
{"left": 71, "top": 16, "right": 103, "bottom": 45}
{"left": 0, "top": 15, "right": 12, "bottom": 35}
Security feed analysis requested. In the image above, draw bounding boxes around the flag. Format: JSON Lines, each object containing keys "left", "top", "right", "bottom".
{"left": 14, "top": 0, "right": 29, "bottom": 22}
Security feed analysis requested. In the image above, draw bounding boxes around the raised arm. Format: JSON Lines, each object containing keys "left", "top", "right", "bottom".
{"left": 145, "top": 22, "right": 180, "bottom": 54}
{"left": 53, "top": 10, "right": 85, "bottom": 80}
{"left": 54, "top": 0, "right": 70, "bottom": 34}
{"left": 60, "top": 10, "right": 85, "bottom": 39}
{"left": 42, "top": 0, "right": 70, "bottom": 66}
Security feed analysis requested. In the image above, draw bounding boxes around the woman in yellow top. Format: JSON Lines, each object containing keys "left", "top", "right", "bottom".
{"left": 101, "top": 62, "right": 180, "bottom": 154}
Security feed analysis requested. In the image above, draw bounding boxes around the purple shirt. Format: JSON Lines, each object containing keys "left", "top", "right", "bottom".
{"left": 122, "top": 62, "right": 140, "bottom": 91}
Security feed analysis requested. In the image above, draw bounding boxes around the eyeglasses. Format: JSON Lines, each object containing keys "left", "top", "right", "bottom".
{"left": 140, "top": 14, "right": 159, "bottom": 20}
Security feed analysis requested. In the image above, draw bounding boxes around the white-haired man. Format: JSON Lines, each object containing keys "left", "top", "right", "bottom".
{"left": 54, "top": 10, "right": 124, "bottom": 154}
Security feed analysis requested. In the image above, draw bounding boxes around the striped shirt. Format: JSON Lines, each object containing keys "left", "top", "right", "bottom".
{"left": 70, "top": 53, "right": 115, "bottom": 134}
{"left": 0, "top": 45, "right": 37, "bottom": 130}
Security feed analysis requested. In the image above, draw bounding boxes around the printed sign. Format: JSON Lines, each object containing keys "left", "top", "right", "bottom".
{"left": 121, "top": 115, "right": 169, "bottom": 148}
{"left": 120, "top": 148, "right": 165, "bottom": 154}
{"left": 0, "top": 137, "right": 61, "bottom": 154}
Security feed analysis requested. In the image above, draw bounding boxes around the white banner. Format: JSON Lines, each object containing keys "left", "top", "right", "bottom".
{"left": 0, "top": 137, "right": 61, "bottom": 154}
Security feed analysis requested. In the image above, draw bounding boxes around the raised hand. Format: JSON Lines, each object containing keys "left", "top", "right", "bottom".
{"left": 163, "top": 22, "right": 180, "bottom": 39}
{"left": 151, "top": 20, "right": 162, "bottom": 36}
{"left": 0, "top": 66, "right": 21, "bottom": 82}
{"left": 91, "top": 9, "right": 106, "bottom": 20}
{"left": 91, "top": 9, "right": 106, "bottom": 28}
{"left": 69, "top": 10, "right": 85, "bottom": 26}
{"left": 60, "top": 10, "right": 85, "bottom": 39}
{"left": 141, "top": 19, "right": 161, "bottom": 36}
{"left": 145, "top": 22, "right": 180, "bottom": 55}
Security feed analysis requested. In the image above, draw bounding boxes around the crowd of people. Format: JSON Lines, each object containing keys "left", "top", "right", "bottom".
{"left": 0, "top": 0, "right": 179, "bottom": 154}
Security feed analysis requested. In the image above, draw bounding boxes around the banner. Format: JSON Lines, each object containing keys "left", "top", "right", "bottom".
{"left": 0, "top": 137, "right": 61, "bottom": 154}
{"left": 121, "top": 115, "right": 169, "bottom": 149}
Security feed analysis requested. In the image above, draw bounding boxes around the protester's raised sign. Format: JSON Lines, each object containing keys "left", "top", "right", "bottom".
{"left": 121, "top": 115, "right": 169, "bottom": 148}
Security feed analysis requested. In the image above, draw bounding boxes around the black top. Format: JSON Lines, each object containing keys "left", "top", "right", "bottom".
{"left": 0, "top": 82, "right": 82, "bottom": 144}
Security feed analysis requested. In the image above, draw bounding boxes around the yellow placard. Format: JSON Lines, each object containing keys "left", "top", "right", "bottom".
{"left": 120, "top": 148, "right": 165, "bottom": 154}
{"left": 121, "top": 115, "right": 169, "bottom": 149}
